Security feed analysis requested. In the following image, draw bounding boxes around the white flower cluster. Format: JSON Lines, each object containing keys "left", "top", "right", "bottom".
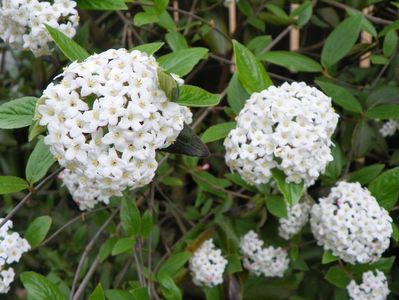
{"left": 278, "top": 199, "right": 312, "bottom": 240}
{"left": 0, "top": 0, "right": 79, "bottom": 57}
{"left": 224, "top": 82, "right": 339, "bottom": 187}
{"left": 38, "top": 49, "right": 192, "bottom": 210}
{"left": 0, "top": 219, "right": 30, "bottom": 294}
{"left": 379, "top": 120, "right": 399, "bottom": 137}
{"left": 310, "top": 182, "right": 392, "bottom": 264}
{"left": 347, "top": 270, "right": 390, "bottom": 300}
{"left": 189, "top": 239, "right": 227, "bottom": 287}
{"left": 239, "top": 231, "right": 289, "bottom": 277}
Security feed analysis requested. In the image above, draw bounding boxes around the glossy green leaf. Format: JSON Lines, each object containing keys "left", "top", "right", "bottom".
{"left": 316, "top": 80, "right": 362, "bottom": 113}
{"left": 265, "top": 195, "right": 288, "bottom": 218}
{"left": 322, "top": 250, "right": 338, "bottom": 264}
{"left": 77, "top": 0, "right": 127, "bottom": 10}
{"left": 158, "top": 48, "right": 209, "bottom": 76}
{"left": 111, "top": 238, "right": 136, "bottom": 256}
{"left": 131, "top": 287, "right": 150, "bottom": 300}
{"left": 157, "top": 252, "right": 191, "bottom": 281}
{"left": 383, "top": 30, "right": 398, "bottom": 57}
{"left": 201, "top": 122, "right": 236, "bottom": 143}
{"left": 159, "top": 276, "right": 182, "bottom": 300}
{"left": 176, "top": 85, "right": 220, "bottom": 107}
{"left": 0, "top": 97, "right": 37, "bottom": 129}
{"left": 20, "top": 272, "right": 66, "bottom": 300}
{"left": 131, "top": 42, "right": 164, "bottom": 55}
{"left": 259, "top": 51, "right": 321, "bottom": 72}
{"left": 321, "top": 14, "right": 362, "bottom": 68}
{"left": 154, "top": 0, "right": 169, "bottom": 14}
{"left": 120, "top": 197, "right": 141, "bottom": 236}
{"left": 348, "top": 164, "right": 385, "bottom": 185}
{"left": 366, "top": 104, "right": 399, "bottom": 120}
{"left": 324, "top": 267, "right": 351, "bottom": 288}
{"left": 369, "top": 167, "right": 399, "bottom": 209}
{"left": 233, "top": 40, "right": 273, "bottom": 94}
{"left": 271, "top": 169, "right": 305, "bottom": 205}
{"left": 26, "top": 138, "right": 55, "bottom": 184}
{"left": 227, "top": 73, "right": 249, "bottom": 114}
{"left": 46, "top": 25, "right": 89, "bottom": 62}
{"left": 165, "top": 32, "right": 189, "bottom": 51}
{"left": 89, "top": 283, "right": 105, "bottom": 300}
{"left": 25, "top": 216, "right": 52, "bottom": 248}
{"left": 0, "top": 176, "right": 29, "bottom": 195}
{"left": 157, "top": 69, "right": 179, "bottom": 102}
{"left": 133, "top": 11, "right": 159, "bottom": 27}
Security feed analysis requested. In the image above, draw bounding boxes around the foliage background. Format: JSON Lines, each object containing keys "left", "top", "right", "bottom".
{"left": 1, "top": 0, "right": 399, "bottom": 299}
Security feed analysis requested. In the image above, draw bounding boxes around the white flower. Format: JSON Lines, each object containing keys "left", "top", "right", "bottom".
{"left": 189, "top": 239, "right": 228, "bottom": 287}
{"left": 239, "top": 231, "right": 289, "bottom": 278}
{"left": 224, "top": 82, "right": 339, "bottom": 186}
{"left": 347, "top": 270, "right": 389, "bottom": 300}
{"left": 40, "top": 49, "right": 192, "bottom": 210}
{"left": 310, "top": 182, "right": 392, "bottom": 264}
{"left": 0, "top": 218, "right": 30, "bottom": 294}
{"left": 278, "top": 198, "right": 312, "bottom": 240}
{"left": 0, "top": 0, "right": 79, "bottom": 57}
{"left": 379, "top": 120, "right": 399, "bottom": 137}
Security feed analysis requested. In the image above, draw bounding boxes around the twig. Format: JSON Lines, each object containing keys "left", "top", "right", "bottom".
{"left": 263, "top": 25, "right": 294, "bottom": 53}
{"left": 72, "top": 257, "right": 100, "bottom": 300}
{"left": 183, "top": 0, "right": 199, "bottom": 35}
{"left": 370, "top": 50, "right": 397, "bottom": 89}
{"left": 70, "top": 208, "right": 120, "bottom": 300}
{"left": 0, "top": 167, "right": 64, "bottom": 228}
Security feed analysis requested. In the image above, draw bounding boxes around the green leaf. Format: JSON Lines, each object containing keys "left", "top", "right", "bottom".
{"left": 0, "top": 176, "right": 29, "bottom": 195}
{"left": 158, "top": 47, "right": 209, "bottom": 76}
{"left": 265, "top": 195, "right": 288, "bottom": 218}
{"left": 20, "top": 272, "right": 66, "bottom": 300}
{"left": 104, "top": 290, "right": 133, "bottom": 300}
{"left": 131, "top": 287, "right": 150, "bottom": 300}
{"left": 383, "top": 30, "right": 398, "bottom": 57}
{"left": 140, "top": 210, "right": 153, "bottom": 238}
{"left": 133, "top": 11, "right": 160, "bottom": 27}
{"left": 201, "top": 122, "right": 236, "bottom": 143}
{"left": 227, "top": 73, "right": 249, "bottom": 114}
{"left": 323, "top": 144, "right": 345, "bottom": 182}
{"left": 161, "top": 124, "right": 209, "bottom": 157}
{"left": 26, "top": 138, "right": 55, "bottom": 184}
{"left": 176, "top": 85, "right": 221, "bottom": 107}
{"left": 159, "top": 276, "right": 182, "bottom": 300}
{"left": 348, "top": 164, "right": 385, "bottom": 185}
{"left": 204, "top": 286, "right": 220, "bottom": 300}
{"left": 29, "top": 120, "right": 47, "bottom": 142}
{"left": 324, "top": 267, "right": 352, "bottom": 288}
{"left": 321, "top": 14, "right": 362, "bottom": 68}
{"left": 371, "top": 54, "right": 389, "bottom": 65}
{"left": 160, "top": 177, "right": 184, "bottom": 187}
{"left": 154, "top": 0, "right": 169, "bottom": 15}
{"left": 259, "top": 51, "right": 321, "bottom": 72}
{"left": 352, "top": 120, "right": 375, "bottom": 158}
{"left": 46, "top": 25, "right": 90, "bottom": 62}
{"left": 316, "top": 80, "right": 362, "bottom": 113}
{"left": 25, "top": 216, "right": 52, "bottom": 248}
{"left": 366, "top": 104, "right": 399, "bottom": 120}
{"left": 392, "top": 223, "right": 399, "bottom": 242}
{"left": 0, "top": 97, "right": 37, "bottom": 129}
{"left": 131, "top": 42, "right": 164, "bottom": 55}
{"left": 165, "top": 32, "right": 189, "bottom": 51}
{"left": 157, "top": 252, "right": 191, "bottom": 281}
{"left": 369, "top": 167, "right": 399, "bottom": 209}
{"left": 226, "top": 254, "right": 243, "bottom": 274}
{"left": 322, "top": 250, "right": 339, "bottom": 264}
{"left": 77, "top": 0, "right": 127, "bottom": 10}
{"left": 98, "top": 237, "right": 118, "bottom": 263}
{"left": 111, "top": 238, "right": 136, "bottom": 256}
{"left": 291, "top": 0, "right": 312, "bottom": 27}
{"left": 120, "top": 197, "right": 141, "bottom": 236}
{"left": 89, "top": 284, "right": 105, "bottom": 300}
{"left": 271, "top": 169, "right": 305, "bottom": 205}
{"left": 348, "top": 257, "right": 396, "bottom": 275}
{"left": 233, "top": 40, "right": 272, "bottom": 94}
{"left": 157, "top": 69, "right": 179, "bottom": 102}
{"left": 346, "top": 8, "right": 377, "bottom": 37}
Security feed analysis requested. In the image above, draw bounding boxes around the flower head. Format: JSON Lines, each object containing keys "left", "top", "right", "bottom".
{"left": 347, "top": 270, "right": 389, "bottom": 300}
{"left": 278, "top": 198, "right": 312, "bottom": 240}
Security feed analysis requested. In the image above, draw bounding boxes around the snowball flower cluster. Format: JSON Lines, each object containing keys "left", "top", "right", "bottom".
{"left": 0, "top": 219, "right": 30, "bottom": 294}
{"left": 379, "top": 120, "right": 399, "bottom": 137}
{"left": 239, "top": 231, "right": 289, "bottom": 277}
{"left": 38, "top": 49, "right": 192, "bottom": 210}
{"left": 347, "top": 270, "right": 390, "bottom": 300}
{"left": 278, "top": 199, "right": 312, "bottom": 240}
{"left": 189, "top": 239, "right": 227, "bottom": 287}
{"left": 0, "top": 0, "right": 79, "bottom": 57}
{"left": 224, "top": 82, "right": 339, "bottom": 186}
{"left": 310, "top": 182, "right": 392, "bottom": 264}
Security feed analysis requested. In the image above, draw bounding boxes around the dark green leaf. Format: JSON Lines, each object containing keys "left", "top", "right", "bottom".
{"left": 233, "top": 40, "right": 273, "bottom": 94}
{"left": 226, "top": 253, "right": 243, "bottom": 274}
{"left": 89, "top": 284, "right": 105, "bottom": 300}
{"left": 131, "top": 42, "right": 164, "bottom": 55}
{"left": 46, "top": 25, "right": 89, "bottom": 62}
{"left": 383, "top": 30, "right": 398, "bottom": 57}
{"left": 104, "top": 290, "right": 133, "bottom": 300}
{"left": 265, "top": 195, "right": 288, "bottom": 218}
{"left": 366, "top": 104, "right": 399, "bottom": 120}
{"left": 20, "top": 272, "right": 66, "bottom": 300}
{"left": 161, "top": 125, "right": 209, "bottom": 157}
{"left": 348, "top": 164, "right": 385, "bottom": 185}
{"left": 120, "top": 197, "right": 141, "bottom": 236}
{"left": 133, "top": 11, "right": 159, "bottom": 27}
{"left": 157, "top": 69, "right": 179, "bottom": 102}
{"left": 98, "top": 237, "right": 118, "bottom": 263}
{"left": 291, "top": 0, "right": 312, "bottom": 27}
{"left": 111, "top": 238, "right": 135, "bottom": 256}
{"left": 160, "top": 177, "right": 184, "bottom": 187}
{"left": 259, "top": 51, "right": 321, "bottom": 72}
{"left": 25, "top": 216, "right": 52, "bottom": 248}
{"left": 131, "top": 287, "right": 150, "bottom": 300}
{"left": 352, "top": 121, "right": 375, "bottom": 158}
{"left": 77, "top": 0, "right": 127, "bottom": 10}
{"left": 158, "top": 48, "right": 209, "bottom": 76}
{"left": 177, "top": 85, "right": 220, "bottom": 107}
{"left": 204, "top": 286, "right": 220, "bottom": 300}
{"left": 157, "top": 252, "right": 191, "bottom": 281}
{"left": 316, "top": 80, "right": 362, "bottom": 113}
{"left": 324, "top": 267, "right": 352, "bottom": 288}
{"left": 369, "top": 167, "right": 399, "bottom": 209}
{"left": 140, "top": 210, "right": 153, "bottom": 238}
{"left": 201, "top": 122, "right": 236, "bottom": 143}
{"left": 322, "top": 250, "right": 338, "bottom": 264}
{"left": 154, "top": 0, "right": 169, "bottom": 14}
{"left": 271, "top": 169, "right": 305, "bottom": 205}
{"left": 165, "top": 32, "right": 188, "bottom": 51}
{"left": 0, "top": 97, "right": 37, "bottom": 129}
{"left": 227, "top": 73, "right": 249, "bottom": 114}
{"left": 0, "top": 176, "right": 29, "bottom": 195}
{"left": 392, "top": 223, "right": 399, "bottom": 242}
{"left": 26, "top": 138, "right": 55, "bottom": 184}
{"left": 321, "top": 14, "right": 362, "bottom": 68}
